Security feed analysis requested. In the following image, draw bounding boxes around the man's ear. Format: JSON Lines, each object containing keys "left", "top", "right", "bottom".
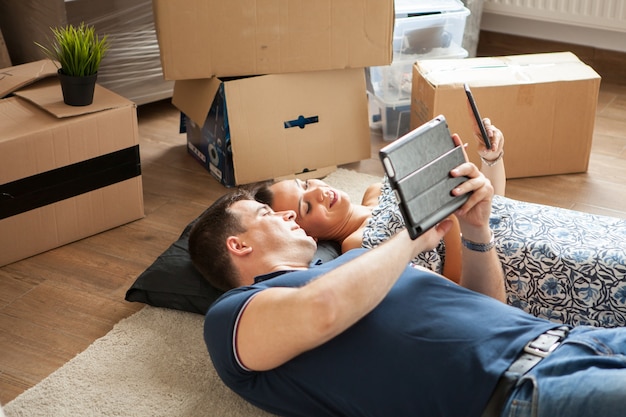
{"left": 226, "top": 236, "right": 253, "bottom": 257}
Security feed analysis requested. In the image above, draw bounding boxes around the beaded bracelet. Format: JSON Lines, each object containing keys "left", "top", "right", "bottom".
{"left": 461, "top": 230, "right": 495, "bottom": 252}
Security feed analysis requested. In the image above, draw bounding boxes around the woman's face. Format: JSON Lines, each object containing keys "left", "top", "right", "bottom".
{"left": 269, "top": 179, "right": 352, "bottom": 240}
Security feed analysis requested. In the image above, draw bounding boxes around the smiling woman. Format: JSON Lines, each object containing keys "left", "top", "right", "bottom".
{"left": 268, "top": 178, "right": 373, "bottom": 250}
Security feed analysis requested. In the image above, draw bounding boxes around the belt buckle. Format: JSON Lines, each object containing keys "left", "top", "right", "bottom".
{"left": 523, "top": 328, "right": 567, "bottom": 358}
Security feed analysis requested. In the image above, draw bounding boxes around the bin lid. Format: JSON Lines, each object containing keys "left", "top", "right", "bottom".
{"left": 395, "top": 0, "right": 465, "bottom": 17}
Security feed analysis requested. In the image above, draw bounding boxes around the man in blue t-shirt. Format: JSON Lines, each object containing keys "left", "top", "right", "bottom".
{"left": 189, "top": 159, "right": 626, "bottom": 417}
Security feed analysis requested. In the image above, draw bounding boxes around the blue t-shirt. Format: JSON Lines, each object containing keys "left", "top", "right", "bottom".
{"left": 205, "top": 249, "right": 556, "bottom": 417}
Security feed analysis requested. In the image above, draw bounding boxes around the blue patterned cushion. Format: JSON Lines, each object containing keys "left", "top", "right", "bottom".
{"left": 491, "top": 195, "right": 626, "bottom": 327}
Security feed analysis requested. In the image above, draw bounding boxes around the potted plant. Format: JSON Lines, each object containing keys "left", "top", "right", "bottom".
{"left": 36, "top": 22, "right": 109, "bottom": 106}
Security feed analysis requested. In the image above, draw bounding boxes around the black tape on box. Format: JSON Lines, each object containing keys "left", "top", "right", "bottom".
{"left": 0, "top": 145, "right": 141, "bottom": 220}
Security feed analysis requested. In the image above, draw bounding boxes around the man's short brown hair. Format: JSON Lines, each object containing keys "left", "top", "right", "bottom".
{"left": 188, "top": 189, "right": 254, "bottom": 291}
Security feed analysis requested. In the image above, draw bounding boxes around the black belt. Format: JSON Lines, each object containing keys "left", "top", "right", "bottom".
{"left": 481, "top": 326, "right": 570, "bottom": 417}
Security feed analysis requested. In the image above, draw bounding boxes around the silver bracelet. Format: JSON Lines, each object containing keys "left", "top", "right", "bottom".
{"left": 480, "top": 151, "right": 504, "bottom": 167}
{"left": 461, "top": 230, "right": 495, "bottom": 252}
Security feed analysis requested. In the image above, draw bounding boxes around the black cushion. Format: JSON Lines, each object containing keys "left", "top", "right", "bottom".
{"left": 125, "top": 216, "right": 341, "bottom": 315}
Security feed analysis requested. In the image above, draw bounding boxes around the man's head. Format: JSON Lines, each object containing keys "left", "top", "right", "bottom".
{"left": 189, "top": 188, "right": 317, "bottom": 291}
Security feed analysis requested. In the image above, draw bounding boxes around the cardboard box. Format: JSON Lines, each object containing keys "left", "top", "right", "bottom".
{"left": 0, "top": 60, "right": 144, "bottom": 266}
{"left": 174, "top": 68, "right": 370, "bottom": 187}
{"left": 411, "top": 52, "right": 602, "bottom": 178}
{"left": 152, "top": 0, "right": 394, "bottom": 80}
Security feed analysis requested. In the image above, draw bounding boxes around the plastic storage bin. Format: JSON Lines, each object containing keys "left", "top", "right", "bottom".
{"left": 366, "top": 44, "right": 467, "bottom": 141}
{"left": 393, "top": 0, "right": 470, "bottom": 60}
{"left": 367, "top": 47, "right": 468, "bottom": 103}
{"left": 367, "top": 92, "right": 412, "bottom": 142}
{"left": 367, "top": 0, "right": 470, "bottom": 141}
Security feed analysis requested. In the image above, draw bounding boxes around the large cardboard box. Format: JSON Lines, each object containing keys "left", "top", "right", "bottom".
{"left": 411, "top": 52, "right": 601, "bottom": 178}
{"left": 0, "top": 61, "right": 144, "bottom": 266}
{"left": 152, "top": 0, "right": 394, "bottom": 80}
{"left": 174, "top": 68, "right": 370, "bottom": 187}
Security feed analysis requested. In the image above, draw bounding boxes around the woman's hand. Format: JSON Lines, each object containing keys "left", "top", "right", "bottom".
{"left": 474, "top": 118, "right": 506, "bottom": 196}
{"left": 475, "top": 118, "right": 504, "bottom": 162}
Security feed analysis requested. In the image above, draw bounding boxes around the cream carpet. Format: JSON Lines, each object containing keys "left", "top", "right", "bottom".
{"left": 3, "top": 168, "right": 381, "bottom": 417}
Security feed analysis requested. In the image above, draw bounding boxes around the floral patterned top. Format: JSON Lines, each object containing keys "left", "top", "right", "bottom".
{"left": 361, "top": 178, "right": 446, "bottom": 274}
{"left": 361, "top": 176, "right": 626, "bottom": 328}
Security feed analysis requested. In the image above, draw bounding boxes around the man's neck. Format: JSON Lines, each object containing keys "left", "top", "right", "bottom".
{"left": 240, "top": 256, "right": 311, "bottom": 286}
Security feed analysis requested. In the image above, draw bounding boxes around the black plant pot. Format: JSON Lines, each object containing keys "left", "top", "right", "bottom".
{"left": 57, "top": 69, "right": 98, "bottom": 106}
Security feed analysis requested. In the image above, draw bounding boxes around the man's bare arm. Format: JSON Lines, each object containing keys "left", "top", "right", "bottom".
{"left": 236, "top": 224, "right": 449, "bottom": 372}
{"left": 237, "top": 139, "right": 501, "bottom": 372}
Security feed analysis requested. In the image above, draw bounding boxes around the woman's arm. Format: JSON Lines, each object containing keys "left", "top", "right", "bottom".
{"left": 441, "top": 215, "right": 462, "bottom": 283}
{"left": 476, "top": 118, "right": 506, "bottom": 196}
{"left": 449, "top": 135, "right": 506, "bottom": 302}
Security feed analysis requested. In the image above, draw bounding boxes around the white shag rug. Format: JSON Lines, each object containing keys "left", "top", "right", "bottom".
{"left": 3, "top": 168, "right": 380, "bottom": 417}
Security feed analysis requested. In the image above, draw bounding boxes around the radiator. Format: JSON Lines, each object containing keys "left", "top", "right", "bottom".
{"left": 483, "top": 0, "right": 626, "bottom": 32}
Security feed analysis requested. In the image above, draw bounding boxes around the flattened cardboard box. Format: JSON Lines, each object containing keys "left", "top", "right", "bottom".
{"left": 0, "top": 61, "right": 144, "bottom": 266}
{"left": 411, "top": 52, "right": 601, "bottom": 178}
{"left": 174, "top": 68, "right": 370, "bottom": 186}
{"left": 152, "top": 0, "right": 394, "bottom": 80}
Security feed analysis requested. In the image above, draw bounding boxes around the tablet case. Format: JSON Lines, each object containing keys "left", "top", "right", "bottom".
{"left": 379, "top": 115, "right": 470, "bottom": 239}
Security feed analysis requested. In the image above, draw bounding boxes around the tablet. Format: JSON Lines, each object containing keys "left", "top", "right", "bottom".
{"left": 379, "top": 115, "right": 470, "bottom": 239}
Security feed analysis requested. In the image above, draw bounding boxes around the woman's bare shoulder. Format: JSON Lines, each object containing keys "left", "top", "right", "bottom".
{"left": 361, "top": 182, "right": 383, "bottom": 207}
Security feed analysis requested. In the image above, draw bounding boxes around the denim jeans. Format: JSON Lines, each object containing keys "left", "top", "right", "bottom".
{"left": 501, "top": 326, "right": 626, "bottom": 417}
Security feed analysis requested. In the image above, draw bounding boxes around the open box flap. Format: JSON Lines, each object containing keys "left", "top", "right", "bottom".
{"left": 172, "top": 77, "right": 222, "bottom": 126}
{"left": 0, "top": 59, "right": 58, "bottom": 98}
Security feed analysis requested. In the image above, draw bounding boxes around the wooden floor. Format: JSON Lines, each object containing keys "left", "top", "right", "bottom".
{"left": 1, "top": 34, "right": 625, "bottom": 406}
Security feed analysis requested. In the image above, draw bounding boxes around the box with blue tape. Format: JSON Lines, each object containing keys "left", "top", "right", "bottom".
{"left": 174, "top": 68, "right": 371, "bottom": 187}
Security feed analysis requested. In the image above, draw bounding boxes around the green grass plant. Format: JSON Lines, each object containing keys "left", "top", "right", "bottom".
{"left": 36, "top": 22, "right": 109, "bottom": 77}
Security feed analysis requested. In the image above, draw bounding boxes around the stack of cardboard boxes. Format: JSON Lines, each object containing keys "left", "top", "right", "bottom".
{"left": 156, "top": 0, "right": 600, "bottom": 183}
{"left": 0, "top": 60, "right": 145, "bottom": 266}
{"left": 151, "top": 0, "right": 395, "bottom": 187}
